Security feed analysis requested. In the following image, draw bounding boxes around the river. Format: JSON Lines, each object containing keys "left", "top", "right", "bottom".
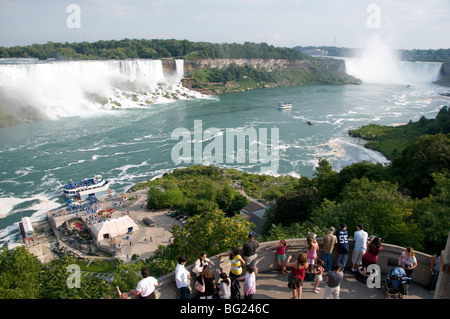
{"left": 0, "top": 58, "right": 448, "bottom": 247}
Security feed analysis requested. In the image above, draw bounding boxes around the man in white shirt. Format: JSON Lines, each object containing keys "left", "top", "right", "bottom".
{"left": 175, "top": 256, "right": 191, "bottom": 299}
{"left": 130, "top": 267, "right": 159, "bottom": 299}
{"left": 352, "top": 224, "right": 368, "bottom": 272}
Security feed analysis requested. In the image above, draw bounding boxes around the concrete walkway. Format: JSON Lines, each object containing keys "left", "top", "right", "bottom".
{"left": 253, "top": 269, "right": 432, "bottom": 299}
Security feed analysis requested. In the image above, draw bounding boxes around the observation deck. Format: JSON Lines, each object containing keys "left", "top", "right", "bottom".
{"left": 151, "top": 238, "right": 445, "bottom": 299}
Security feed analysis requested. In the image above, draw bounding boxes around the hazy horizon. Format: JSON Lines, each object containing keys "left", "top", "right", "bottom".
{"left": 1, "top": 0, "right": 449, "bottom": 51}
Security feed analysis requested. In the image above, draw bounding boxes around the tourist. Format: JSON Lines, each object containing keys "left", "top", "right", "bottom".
{"left": 320, "top": 226, "right": 337, "bottom": 272}
{"left": 192, "top": 251, "right": 215, "bottom": 277}
{"left": 306, "top": 235, "right": 319, "bottom": 272}
{"left": 428, "top": 250, "right": 443, "bottom": 293}
{"left": 267, "top": 239, "right": 289, "bottom": 275}
{"left": 336, "top": 223, "right": 349, "bottom": 272}
{"left": 323, "top": 263, "right": 344, "bottom": 299}
{"left": 242, "top": 232, "right": 259, "bottom": 268}
{"left": 216, "top": 269, "right": 231, "bottom": 299}
{"left": 313, "top": 259, "right": 325, "bottom": 294}
{"left": 216, "top": 247, "right": 245, "bottom": 288}
{"left": 175, "top": 256, "right": 191, "bottom": 299}
{"left": 362, "top": 237, "right": 383, "bottom": 271}
{"left": 398, "top": 247, "right": 418, "bottom": 277}
{"left": 239, "top": 265, "right": 256, "bottom": 299}
{"left": 195, "top": 266, "right": 216, "bottom": 299}
{"left": 115, "top": 286, "right": 130, "bottom": 299}
{"left": 352, "top": 224, "right": 368, "bottom": 272}
{"left": 130, "top": 267, "right": 159, "bottom": 299}
{"left": 286, "top": 252, "right": 308, "bottom": 299}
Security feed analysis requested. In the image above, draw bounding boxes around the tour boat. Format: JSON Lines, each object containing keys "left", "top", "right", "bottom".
{"left": 62, "top": 175, "right": 111, "bottom": 201}
{"left": 277, "top": 102, "right": 292, "bottom": 109}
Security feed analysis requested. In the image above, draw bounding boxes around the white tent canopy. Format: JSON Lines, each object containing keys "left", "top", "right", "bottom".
{"left": 89, "top": 216, "right": 139, "bottom": 242}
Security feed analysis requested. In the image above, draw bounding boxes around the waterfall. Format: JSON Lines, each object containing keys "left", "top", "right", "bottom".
{"left": 343, "top": 35, "right": 443, "bottom": 85}
{"left": 0, "top": 59, "right": 193, "bottom": 119}
{"left": 345, "top": 58, "right": 443, "bottom": 84}
{"left": 174, "top": 59, "right": 184, "bottom": 83}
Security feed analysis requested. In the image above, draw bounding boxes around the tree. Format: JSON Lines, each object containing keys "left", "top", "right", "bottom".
{"left": 39, "top": 255, "right": 109, "bottom": 299}
{"left": 0, "top": 246, "right": 41, "bottom": 299}
{"left": 262, "top": 187, "right": 320, "bottom": 235}
{"left": 336, "top": 160, "right": 389, "bottom": 190}
{"left": 308, "top": 178, "right": 423, "bottom": 249}
{"left": 216, "top": 185, "right": 249, "bottom": 216}
{"left": 313, "top": 158, "right": 339, "bottom": 200}
{"left": 412, "top": 173, "right": 450, "bottom": 253}
{"left": 168, "top": 210, "right": 253, "bottom": 263}
{"left": 390, "top": 134, "right": 450, "bottom": 198}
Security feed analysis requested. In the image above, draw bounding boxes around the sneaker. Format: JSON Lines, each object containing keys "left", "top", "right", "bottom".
{"left": 313, "top": 289, "right": 320, "bottom": 294}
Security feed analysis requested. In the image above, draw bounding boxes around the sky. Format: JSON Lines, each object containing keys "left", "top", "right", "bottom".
{"left": 0, "top": 0, "right": 449, "bottom": 50}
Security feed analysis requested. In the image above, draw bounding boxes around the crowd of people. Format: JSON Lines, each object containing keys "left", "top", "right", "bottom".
{"left": 116, "top": 226, "right": 444, "bottom": 300}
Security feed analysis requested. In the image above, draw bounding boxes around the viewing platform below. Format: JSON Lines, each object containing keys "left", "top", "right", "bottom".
{"left": 152, "top": 237, "right": 446, "bottom": 299}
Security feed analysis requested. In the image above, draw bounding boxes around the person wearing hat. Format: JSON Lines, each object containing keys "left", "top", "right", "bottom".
{"left": 336, "top": 223, "right": 349, "bottom": 272}
{"left": 320, "top": 227, "right": 337, "bottom": 272}
{"left": 242, "top": 232, "right": 259, "bottom": 269}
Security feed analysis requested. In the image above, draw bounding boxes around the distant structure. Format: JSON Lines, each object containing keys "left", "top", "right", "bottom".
{"left": 240, "top": 200, "right": 267, "bottom": 234}
{"left": 88, "top": 216, "right": 139, "bottom": 242}
{"left": 303, "top": 48, "right": 328, "bottom": 56}
{"left": 19, "top": 217, "right": 35, "bottom": 245}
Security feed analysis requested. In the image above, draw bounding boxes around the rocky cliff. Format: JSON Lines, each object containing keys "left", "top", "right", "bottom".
{"left": 183, "top": 57, "right": 348, "bottom": 77}
{"left": 180, "top": 57, "right": 359, "bottom": 94}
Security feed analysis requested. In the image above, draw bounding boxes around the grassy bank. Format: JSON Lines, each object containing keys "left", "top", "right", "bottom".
{"left": 349, "top": 106, "right": 450, "bottom": 159}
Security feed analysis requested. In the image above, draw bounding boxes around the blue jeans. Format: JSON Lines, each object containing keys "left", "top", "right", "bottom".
{"left": 322, "top": 252, "right": 333, "bottom": 272}
{"left": 428, "top": 270, "right": 440, "bottom": 291}
{"left": 179, "top": 286, "right": 190, "bottom": 299}
{"left": 337, "top": 253, "right": 348, "bottom": 271}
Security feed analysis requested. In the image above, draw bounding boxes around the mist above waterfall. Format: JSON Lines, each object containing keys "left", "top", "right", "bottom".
{"left": 0, "top": 59, "right": 198, "bottom": 120}
{"left": 344, "top": 35, "right": 442, "bottom": 85}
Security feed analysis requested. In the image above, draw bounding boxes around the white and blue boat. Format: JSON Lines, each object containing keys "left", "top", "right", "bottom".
{"left": 277, "top": 102, "right": 292, "bottom": 109}
{"left": 62, "top": 175, "right": 111, "bottom": 201}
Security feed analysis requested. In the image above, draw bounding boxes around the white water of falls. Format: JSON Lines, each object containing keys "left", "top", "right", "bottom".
{"left": 345, "top": 58, "right": 443, "bottom": 85}
{"left": 344, "top": 36, "right": 443, "bottom": 85}
{"left": 0, "top": 59, "right": 199, "bottom": 119}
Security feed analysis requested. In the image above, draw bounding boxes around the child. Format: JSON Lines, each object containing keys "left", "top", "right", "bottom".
{"left": 267, "top": 239, "right": 288, "bottom": 275}
{"left": 313, "top": 259, "right": 324, "bottom": 294}
{"left": 239, "top": 265, "right": 256, "bottom": 299}
{"left": 115, "top": 286, "right": 130, "bottom": 299}
{"left": 215, "top": 269, "right": 231, "bottom": 299}
{"left": 307, "top": 236, "right": 319, "bottom": 272}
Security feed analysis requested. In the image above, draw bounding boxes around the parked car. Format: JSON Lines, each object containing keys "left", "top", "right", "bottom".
{"left": 169, "top": 211, "right": 182, "bottom": 218}
{"left": 175, "top": 214, "right": 186, "bottom": 220}
{"left": 143, "top": 217, "right": 155, "bottom": 227}
{"left": 179, "top": 216, "right": 188, "bottom": 222}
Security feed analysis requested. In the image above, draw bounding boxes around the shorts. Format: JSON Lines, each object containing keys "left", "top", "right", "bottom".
{"left": 352, "top": 250, "right": 366, "bottom": 265}
{"left": 277, "top": 254, "right": 286, "bottom": 261}
{"left": 315, "top": 275, "right": 323, "bottom": 282}
{"left": 293, "top": 277, "right": 304, "bottom": 289}
{"left": 307, "top": 258, "right": 316, "bottom": 265}
{"left": 288, "top": 276, "right": 304, "bottom": 289}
